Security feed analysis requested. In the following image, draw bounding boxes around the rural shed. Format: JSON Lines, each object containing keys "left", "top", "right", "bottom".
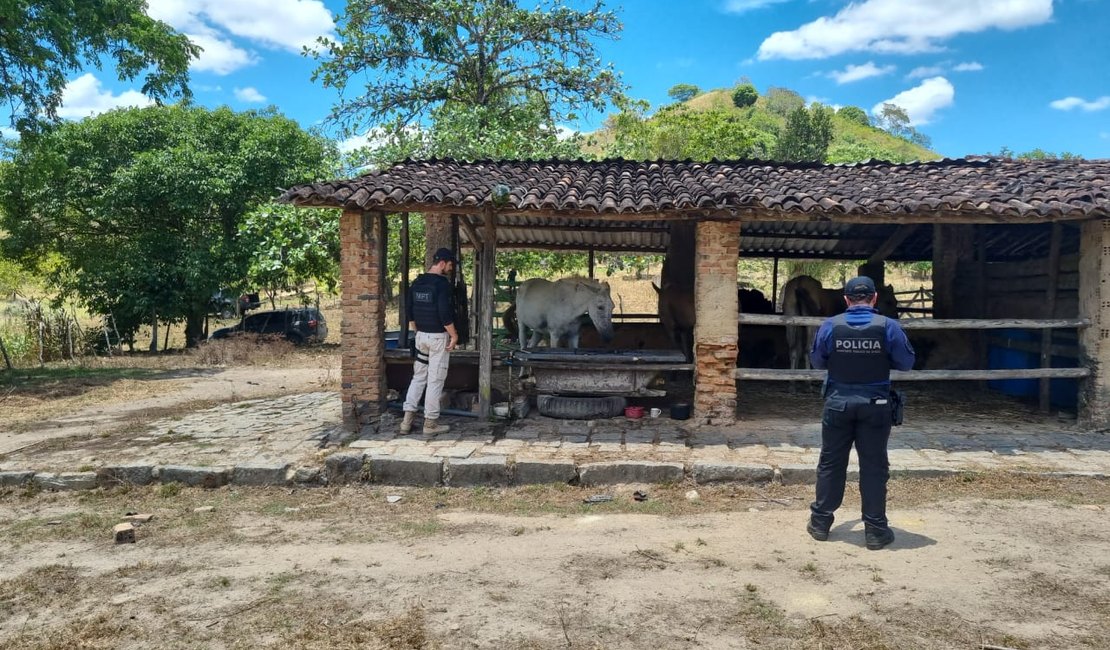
{"left": 280, "top": 157, "right": 1110, "bottom": 430}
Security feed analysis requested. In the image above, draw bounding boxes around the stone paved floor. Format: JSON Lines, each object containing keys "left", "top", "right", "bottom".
{"left": 5, "top": 389, "right": 1108, "bottom": 479}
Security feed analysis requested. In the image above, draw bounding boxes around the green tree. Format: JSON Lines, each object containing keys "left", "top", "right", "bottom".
{"left": 731, "top": 83, "right": 759, "bottom": 108}
{"left": 774, "top": 105, "right": 833, "bottom": 162}
{"left": 0, "top": 0, "right": 198, "bottom": 133}
{"left": 651, "top": 105, "right": 761, "bottom": 159}
{"left": 0, "top": 105, "right": 334, "bottom": 346}
{"left": 309, "top": 0, "right": 624, "bottom": 138}
{"left": 763, "top": 87, "right": 804, "bottom": 117}
{"left": 836, "top": 105, "right": 870, "bottom": 127}
{"left": 667, "top": 83, "right": 700, "bottom": 103}
{"left": 239, "top": 203, "right": 341, "bottom": 309}
{"left": 875, "top": 103, "right": 931, "bottom": 149}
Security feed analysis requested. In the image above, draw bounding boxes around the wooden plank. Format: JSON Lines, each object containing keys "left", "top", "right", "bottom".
{"left": 477, "top": 208, "right": 496, "bottom": 420}
{"left": 1040, "top": 222, "right": 1064, "bottom": 411}
{"left": 588, "top": 248, "right": 596, "bottom": 279}
{"left": 734, "top": 367, "right": 1091, "bottom": 381}
{"left": 736, "top": 313, "right": 1091, "bottom": 329}
{"left": 520, "top": 362, "right": 695, "bottom": 371}
{"left": 867, "top": 224, "right": 919, "bottom": 264}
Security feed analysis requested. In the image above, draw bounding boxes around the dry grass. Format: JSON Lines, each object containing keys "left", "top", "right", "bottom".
{"left": 189, "top": 334, "right": 297, "bottom": 366}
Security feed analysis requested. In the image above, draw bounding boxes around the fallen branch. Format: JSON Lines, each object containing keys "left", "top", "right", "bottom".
{"left": 184, "top": 597, "right": 276, "bottom": 622}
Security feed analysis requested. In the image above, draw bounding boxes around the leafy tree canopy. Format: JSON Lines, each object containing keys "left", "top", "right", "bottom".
{"left": 667, "top": 83, "right": 700, "bottom": 103}
{"left": 874, "top": 103, "right": 931, "bottom": 149}
{"left": 836, "top": 105, "right": 869, "bottom": 127}
{"left": 0, "top": 0, "right": 198, "bottom": 134}
{"left": 0, "top": 105, "right": 334, "bottom": 345}
{"left": 774, "top": 105, "right": 833, "bottom": 162}
{"left": 731, "top": 83, "right": 758, "bottom": 108}
{"left": 763, "top": 86, "right": 804, "bottom": 117}
{"left": 310, "top": 0, "right": 624, "bottom": 138}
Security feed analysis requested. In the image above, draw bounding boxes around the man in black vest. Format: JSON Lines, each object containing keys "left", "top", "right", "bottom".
{"left": 401, "top": 248, "right": 459, "bottom": 435}
{"left": 807, "top": 276, "right": 915, "bottom": 550}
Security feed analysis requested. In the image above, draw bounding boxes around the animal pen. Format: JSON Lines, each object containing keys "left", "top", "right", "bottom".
{"left": 281, "top": 158, "right": 1110, "bottom": 435}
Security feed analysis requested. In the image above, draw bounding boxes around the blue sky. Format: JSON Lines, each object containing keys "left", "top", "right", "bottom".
{"left": 8, "top": 0, "right": 1109, "bottom": 159}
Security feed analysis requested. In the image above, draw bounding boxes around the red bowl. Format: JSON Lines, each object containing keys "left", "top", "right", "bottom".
{"left": 624, "top": 406, "right": 645, "bottom": 419}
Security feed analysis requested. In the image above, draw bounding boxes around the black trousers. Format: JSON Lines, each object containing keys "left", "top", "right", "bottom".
{"left": 810, "top": 394, "right": 892, "bottom": 530}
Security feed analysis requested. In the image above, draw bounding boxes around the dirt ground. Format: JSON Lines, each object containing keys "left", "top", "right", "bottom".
{"left": 1, "top": 474, "right": 1107, "bottom": 650}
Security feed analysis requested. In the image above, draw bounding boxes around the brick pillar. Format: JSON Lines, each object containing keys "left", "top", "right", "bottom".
{"left": 339, "top": 209, "right": 386, "bottom": 429}
{"left": 693, "top": 220, "right": 740, "bottom": 425}
{"left": 424, "top": 214, "right": 453, "bottom": 268}
{"left": 1078, "top": 218, "right": 1110, "bottom": 429}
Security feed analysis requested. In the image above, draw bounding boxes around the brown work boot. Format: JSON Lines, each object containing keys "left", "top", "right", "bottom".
{"left": 399, "top": 411, "right": 416, "bottom": 435}
{"left": 423, "top": 418, "right": 450, "bottom": 435}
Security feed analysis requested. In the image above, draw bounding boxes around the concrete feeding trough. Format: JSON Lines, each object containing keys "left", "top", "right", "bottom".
{"left": 515, "top": 348, "right": 689, "bottom": 397}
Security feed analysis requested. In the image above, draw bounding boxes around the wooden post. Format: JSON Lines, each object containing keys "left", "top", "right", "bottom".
{"left": 976, "top": 225, "right": 989, "bottom": 379}
{"left": 932, "top": 224, "right": 973, "bottom": 318}
{"left": 477, "top": 208, "right": 497, "bottom": 420}
{"left": 425, "top": 214, "right": 453, "bottom": 268}
{"left": 1040, "top": 222, "right": 1063, "bottom": 412}
{"left": 378, "top": 213, "right": 389, "bottom": 309}
{"left": 771, "top": 256, "right": 779, "bottom": 309}
{"left": 588, "top": 248, "right": 596, "bottom": 279}
{"left": 400, "top": 213, "right": 411, "bottom": 349}
{"left": 1078, "top": 218, "right": 1110, "bottom": 429}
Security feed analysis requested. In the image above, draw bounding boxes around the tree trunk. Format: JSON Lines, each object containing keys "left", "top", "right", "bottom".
{"left": 184, "top": 310, "right": 207, "bottom": 348}
{"left": 149, "top": 311, "right": 159, "bottom": 352}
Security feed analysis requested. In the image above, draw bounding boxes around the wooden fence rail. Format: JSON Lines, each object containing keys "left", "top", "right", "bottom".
{"left": 734, "top": 368, "right": 1091, "bottom": 381}
{"left": 737, "top": 314, "right": 1090, "bottom": 330}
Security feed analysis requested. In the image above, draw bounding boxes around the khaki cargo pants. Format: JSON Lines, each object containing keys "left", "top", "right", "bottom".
{"left": 402, "top": 331, "right": 451, "bottom": 420}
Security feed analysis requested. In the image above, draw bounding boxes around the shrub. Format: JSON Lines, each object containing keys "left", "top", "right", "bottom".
{"left": 731, "top": 83, "right": 759, "bottom": 108}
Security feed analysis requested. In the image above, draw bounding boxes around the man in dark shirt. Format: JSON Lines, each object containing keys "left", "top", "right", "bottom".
{"left": 807, "top": 276, "right": 915, "bottom": 550}
{"left": 401, "top": 248, "right": 459, "bottom": 435}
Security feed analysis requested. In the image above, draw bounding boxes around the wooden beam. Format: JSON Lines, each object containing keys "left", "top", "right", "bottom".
{"left": 1039, "top": 222, "right": 1064, "bottom": 412}
{"left": 399, "top": 212, "right": 410, "bottom": 349}
{"left": 737, "top": 313, "right": 1091, "bottom": 329}
{"left": 867, "top": 224, "right": 919, "bottom": 264}
{"left": 588, "top": 248, "right": 596, "bottom": 279}
{"left": 378, "top": 213, "right": 389, "bottom": 309}
{"left": 458, "top": 214, "right": 483, "bottom": 250}
{"left": 477, "top": 207, "right": 497, "bottom": 420}
{"left": 735, "top": 367, "right": 1091, "bottom": 381}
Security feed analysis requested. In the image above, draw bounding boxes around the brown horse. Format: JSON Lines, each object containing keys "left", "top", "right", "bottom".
{"left": 781, "top": 275, "right": 898, "bottom": 369}
{"left": 654, "top": 221, "right": 698, "bottom": 361}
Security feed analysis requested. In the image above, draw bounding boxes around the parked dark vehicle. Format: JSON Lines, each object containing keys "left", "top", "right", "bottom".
{"left": 209, "top": 307, "right": 328, "bottom": 345}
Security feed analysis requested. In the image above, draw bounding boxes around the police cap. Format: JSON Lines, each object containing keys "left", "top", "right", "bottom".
{"left": 843, "top": 276, "right": 877, "bottom": 297}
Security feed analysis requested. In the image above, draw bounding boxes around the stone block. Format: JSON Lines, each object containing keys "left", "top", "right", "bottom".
{"left": 777, "top": 464, "right": 816, "bottom": 485}
{"left": 368, "top": 455, "right": 443, "bottom": 486}
{"left": 324, "top": 453, "right": 364, "bottom": 485}
{"left": 0, "top": 470, "right": 35, "bottom": 487}
{"left": 113, "top": 523, "right": 136, "bottom": 544}
{"left": 578, "top": 461, "right": 685, "bottom": 486}
{"left": 33, "top": 472, "right": 99, "bottom": 491}
{"left": 690, "top": 462, "right": 774, "bottom": 484}
{"left": 158, "top": 465, "right": 230, "bottom": 489}
{"left": 97, "top": 465, "right": 154, "bottom": 487}
{"left": 890, "top": 466, "right": 960, "bottom": 479}
{"left": 232, "top": 463, "right": 291, "bottom": 486}
{"left": 292, "top": 467, "right": 322, "bottom": 485}
{"left": 512, "top": 459, "right": 578, "bottom": 485}
{"left": 446, "top": 457, "right": 510, "bottom": 487}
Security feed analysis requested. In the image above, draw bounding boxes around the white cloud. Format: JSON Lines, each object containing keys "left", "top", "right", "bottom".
{"left": 873, "top": 76, "right": 955, "bottom": 126}
{"left": 828, "top": 61, "right": 895, "bottom": 84}
{"left": 907, "top": 65, "right": 945, "bottom": 79}
{"left": 146, "top": 0, "right": 334, "bottom": 73}
{"left": 234, "top": 86, "right": 267, "bottom": 103}
{"left": 56, "top": 74, "right": 153, "bottom": 119}
{"left": 723, "top": 0, "right": 792, "bottom": 13}
{"left": 805, "top": 96, "right": 842, "bottom": 110}
{"left": 757, "top": 0, "right": 1053, "bottom": 60}
{"left": 186, "top": 31, "right": 257, "bottom": 75}
{"left": 1049, "top": 96, "right": 1110, "bottom": 112}
{"left": 555, "top": 125, "right": 577, "bottom": 141}
{"left": 1, "top": 126, "right": 17, "bottom": 140}
{"left": 953, "top": 61, "right": 984, "bottom": 72}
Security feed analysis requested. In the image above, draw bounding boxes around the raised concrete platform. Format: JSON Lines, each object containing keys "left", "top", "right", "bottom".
{"left": 1, "top": 392, "right": 1108, "bottom": 490}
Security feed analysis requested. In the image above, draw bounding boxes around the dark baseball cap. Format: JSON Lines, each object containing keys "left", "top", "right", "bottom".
{"left": 843, "top": 276, "right": 877, "bottom": 297}
{"left": 432, "top": 247, "right": 458, "bottom": 264}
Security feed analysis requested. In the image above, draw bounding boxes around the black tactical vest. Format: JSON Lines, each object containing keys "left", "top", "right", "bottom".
{"left": 410, "top": 273, "right": 451, "bottom": 333}
{"left": 827, "top": 313, "right": 890, "bottom": 385}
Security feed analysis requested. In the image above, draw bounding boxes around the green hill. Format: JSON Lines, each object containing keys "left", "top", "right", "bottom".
{"left": 584, "top": 87, "right": 940, "bottom": 163}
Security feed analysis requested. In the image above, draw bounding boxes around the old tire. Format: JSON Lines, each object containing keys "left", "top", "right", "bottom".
{"left": 536, "top": 394, "right": 626, "bottom": 420}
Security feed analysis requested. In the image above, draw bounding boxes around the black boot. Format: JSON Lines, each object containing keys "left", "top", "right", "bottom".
{"left": 806, "top": 517, "right": 830, "bottom": 541}
{"left": 865, "top": 526, "right": 895, "bottom": 550}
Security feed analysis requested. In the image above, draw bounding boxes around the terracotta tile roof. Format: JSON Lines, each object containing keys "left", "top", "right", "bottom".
{"left": 280, "top": 158, "right": 1110, "bottom": 220}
